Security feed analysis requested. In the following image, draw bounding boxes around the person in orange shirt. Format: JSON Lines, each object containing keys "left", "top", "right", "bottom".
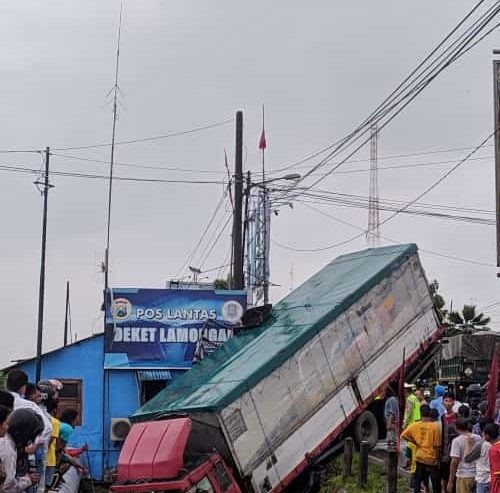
{"left": 401, "top": 404, "right": 442, "bottom": 493}
{"left": 489, "top": 429, "right": 500, "bottom": 493}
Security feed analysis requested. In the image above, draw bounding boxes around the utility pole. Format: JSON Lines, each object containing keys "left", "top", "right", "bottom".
{"left": 64, "top": 281, "right": 70, "bottom": 347}
{"left": 35, "top": 147, "right": 52, "bottom": 381}
{"left": 232, "top": 110, "right": 244, "bottom": 290}
{"left": 493, "top": 51, "right": 500, "bottom": 269}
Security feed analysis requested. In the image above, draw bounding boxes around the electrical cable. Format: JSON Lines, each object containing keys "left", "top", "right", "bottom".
{"left": 198, "top": 215, "right": 233, "bottom": 270}
{"left": 0, "top": 164, "right": 224, "bottom": 184}
{"left": 275, "top": 1, "right": 500, "bottom": 204}
{"left": 293, "top": 198, "right": 494, "bottom": 226}
{"left": 51, "top": 119, "right": 234, "bottom": 151}
{"left": 272, "top": 0, "right": 494, "bottom": 175}
{"left": 271, "top": 132, "right": 494, "bottom": 252}
{"left": 175, "top": 186, "right": 231, "bottom": 278}
{"left": 272, "top": 201, "right": 496, "bottom": 268}
{"left": 51, "top": 152, "right": 226, "bottom": 175}
{"left": 0, "top": 119, "right": 233, "bottom": 154}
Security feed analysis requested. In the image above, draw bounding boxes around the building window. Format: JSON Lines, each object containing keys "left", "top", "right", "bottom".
{"left": 57, "top": 379, "right": 83, "bottom": 426}
{"left": 141, "top": 380, "right": 168, "bottom": 404}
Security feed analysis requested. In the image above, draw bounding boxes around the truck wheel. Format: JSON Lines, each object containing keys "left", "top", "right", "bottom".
{"left": 353, "top": 411, "right": 378, "bottom": 449}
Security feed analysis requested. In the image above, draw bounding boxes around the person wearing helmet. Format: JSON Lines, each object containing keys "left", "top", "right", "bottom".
{"left": 403, "top": 383, "right": 421, "bottom": 429}
{"left": 430, "top": 385, "right": 447, "bottom": 418}
{"left": 0, "top": 409, "right": 43, "bottom": 493}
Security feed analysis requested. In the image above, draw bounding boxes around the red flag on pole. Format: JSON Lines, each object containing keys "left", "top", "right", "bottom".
{"left": 487, "top": 353, "right": 498, "bottom": 420}
{"left": 259, "top": 128, "right": 267, "bottom": 150}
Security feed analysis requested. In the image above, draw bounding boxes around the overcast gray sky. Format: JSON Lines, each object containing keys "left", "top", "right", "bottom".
{"left": 1, "top": 0, "right": 499, "bottom": 367}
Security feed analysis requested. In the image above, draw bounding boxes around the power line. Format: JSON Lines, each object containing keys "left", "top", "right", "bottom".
{"left": 292, "top": 190, "right": 494, "bottom": 215}
{"left": 0, "top": 119, "right": 233, "bottom": 155}
{"left": 272, "top": 201, "right": 495, "bottom": 268}
{"left": 276, "top": 1, "right": 500, "bottom": 203}
{"left": 271, "top": 132, "right": 494, "bottom": 252}
{"left": 271, "top": 145, "right": 494, "bottom": 175}
{"left": 276, "top": 154, "right": 492, "bottom": 177}
{"left": 176, "top": 186, "right": 231, "bottom": 278}
{"left": 51, "top": 119, "right": 234, "bottom": 152}
{"left": 51, "top": 152, "right": 226, "bottom": 175}
{"left": 0, "top": 164, "right": 225, "bottom": 185}
{"left": 294, "top": 198, "right": 494, "bottom": 226}
{"left": 198, "top": 214, "right": 233, "bottom": 270}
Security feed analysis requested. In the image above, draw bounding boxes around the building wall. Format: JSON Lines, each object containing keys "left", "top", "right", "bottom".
{"left": 14, "top": 335, "right": 142, "bottom": 480}
{"left": 104, "top": 370, "right": 140, "bottom": 473}
{"left": 11, "top": 336, "right": 188, "bottom": 480}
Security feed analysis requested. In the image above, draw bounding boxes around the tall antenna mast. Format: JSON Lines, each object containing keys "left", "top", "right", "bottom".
{"left": 367, "top": 123, "right": 380, "bottom": 247}
{"left": 104, "top": 3, "right": 123, "bottom": 290}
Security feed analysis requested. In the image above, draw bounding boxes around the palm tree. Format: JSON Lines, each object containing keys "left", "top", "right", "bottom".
{"left": 448, "top": 304, "right": 491, "bottom": 334}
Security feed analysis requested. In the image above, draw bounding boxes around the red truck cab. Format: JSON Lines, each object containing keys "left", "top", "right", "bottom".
{"left": 111, "top": 418, "right": 242, "bottom": 493}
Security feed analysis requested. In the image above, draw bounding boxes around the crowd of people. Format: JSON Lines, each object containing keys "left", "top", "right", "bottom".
{"left": 385, "top": 383, "right": 500, "bottom": 493}
{"left": 0, "top": 370, "right": 87, "bottom": 493}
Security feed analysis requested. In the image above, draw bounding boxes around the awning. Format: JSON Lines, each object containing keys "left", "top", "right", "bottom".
{"left": 137, "top": 370, "right": 173, "bottom": 381}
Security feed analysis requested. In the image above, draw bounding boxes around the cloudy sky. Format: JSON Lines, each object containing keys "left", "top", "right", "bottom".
{"left": 1, "top": 0, "right": 499, "bottom": 367}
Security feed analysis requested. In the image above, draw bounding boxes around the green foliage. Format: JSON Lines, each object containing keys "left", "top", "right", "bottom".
{"left": 318, "top": 453, "right": 409, "bottom": 493}
{"left": 429, "top": 280, "right": 490, "bottom": 336}
{"left": 0, "top": 372, "right": 6, "bottom": 390}
{"left": 447, "top": 304, "right": 490, "bottom": 335}
{"left": 214, "top": 274, "right": 233, "bottom": 290}
{"left": 429, "top": 279, "right": 447, "bottom": 322}
{"left": 214, "top": 278, "right": 230, "bottom": 290}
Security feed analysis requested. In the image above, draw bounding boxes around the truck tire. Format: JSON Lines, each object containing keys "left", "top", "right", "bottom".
{"left": 353, "top": 411, "right": 378, "bottom": 449}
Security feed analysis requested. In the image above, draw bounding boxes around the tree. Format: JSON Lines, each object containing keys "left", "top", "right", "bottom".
{"left": 429, "top": 279, "right": 447, "bottom": 321}
{"left": 214, "top": 275, "right": 232, "bottom": 290}
{"left": 448, "top": 304, "right": 491, "bottom": 334}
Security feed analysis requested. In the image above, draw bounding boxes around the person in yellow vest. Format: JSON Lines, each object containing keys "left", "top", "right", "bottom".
{"left": 45, "top": 401, "right": 60, "bottom": 491}
{"left": 404, "top": 383, "right": 421, "bottom": 429}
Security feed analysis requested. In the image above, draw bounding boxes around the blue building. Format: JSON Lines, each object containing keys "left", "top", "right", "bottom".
{"left": 3, "top": 288, "right": 247, "bottom": 481}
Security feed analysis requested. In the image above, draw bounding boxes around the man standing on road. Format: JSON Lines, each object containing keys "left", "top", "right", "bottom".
{"left": 448, "top": 418, "right": 482, "bottom": 493}
{"left": 404, "top": 383, "right": 421, "bottom": 429}
{"left": 431, "top": 385, "right": 447, "bottom": 417}
{"left": 464, "top": 420, "right": 497, "bottom": 493}
{"left": 401, "top": 404, "right": 442, "bottom": 493}
{"left": 442, "top": 393, "right": 459, "bottom": 490}
{"left": 384, "top": 387, "right": 399, "bottom": 449}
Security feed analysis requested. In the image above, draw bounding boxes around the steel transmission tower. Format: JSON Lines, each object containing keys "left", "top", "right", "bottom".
{"left": 367, "top": 124, "right": 380, "bottom": 247}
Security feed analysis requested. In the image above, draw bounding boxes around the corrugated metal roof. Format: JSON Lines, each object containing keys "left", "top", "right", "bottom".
{"left": 131, "top": 244, "right": 419, "bottom": 420}
{"left": 137, "top": 370, "right": 173, "bottom": 381}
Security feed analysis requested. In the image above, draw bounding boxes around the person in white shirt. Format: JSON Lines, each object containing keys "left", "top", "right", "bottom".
{"left": 464, "top": 420, "right": 499, "bottom": 493}
{"left": 6, "top": 370, "right": 52, "bottom": 493}
{"left": 6, "top": 371, "right": 52, "bottom": 451}
{"left": 0, "top": 408, "right": 43, "bottom": 493}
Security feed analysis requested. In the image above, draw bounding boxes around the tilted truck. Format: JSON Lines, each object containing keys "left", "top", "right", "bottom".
{"left": 111, "top": 244, "right": 442, "bottom": 493}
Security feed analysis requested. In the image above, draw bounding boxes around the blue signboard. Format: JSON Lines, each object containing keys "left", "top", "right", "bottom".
{"left": 104, "top": 288, "right": 247, "bottom": 369}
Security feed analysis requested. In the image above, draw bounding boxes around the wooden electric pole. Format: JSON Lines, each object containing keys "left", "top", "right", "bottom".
{"left": 232, "top": 110, "right": 244, "bottom": 290}
{"left": 35, "top": 147, "right": 51, "bottom": 381}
